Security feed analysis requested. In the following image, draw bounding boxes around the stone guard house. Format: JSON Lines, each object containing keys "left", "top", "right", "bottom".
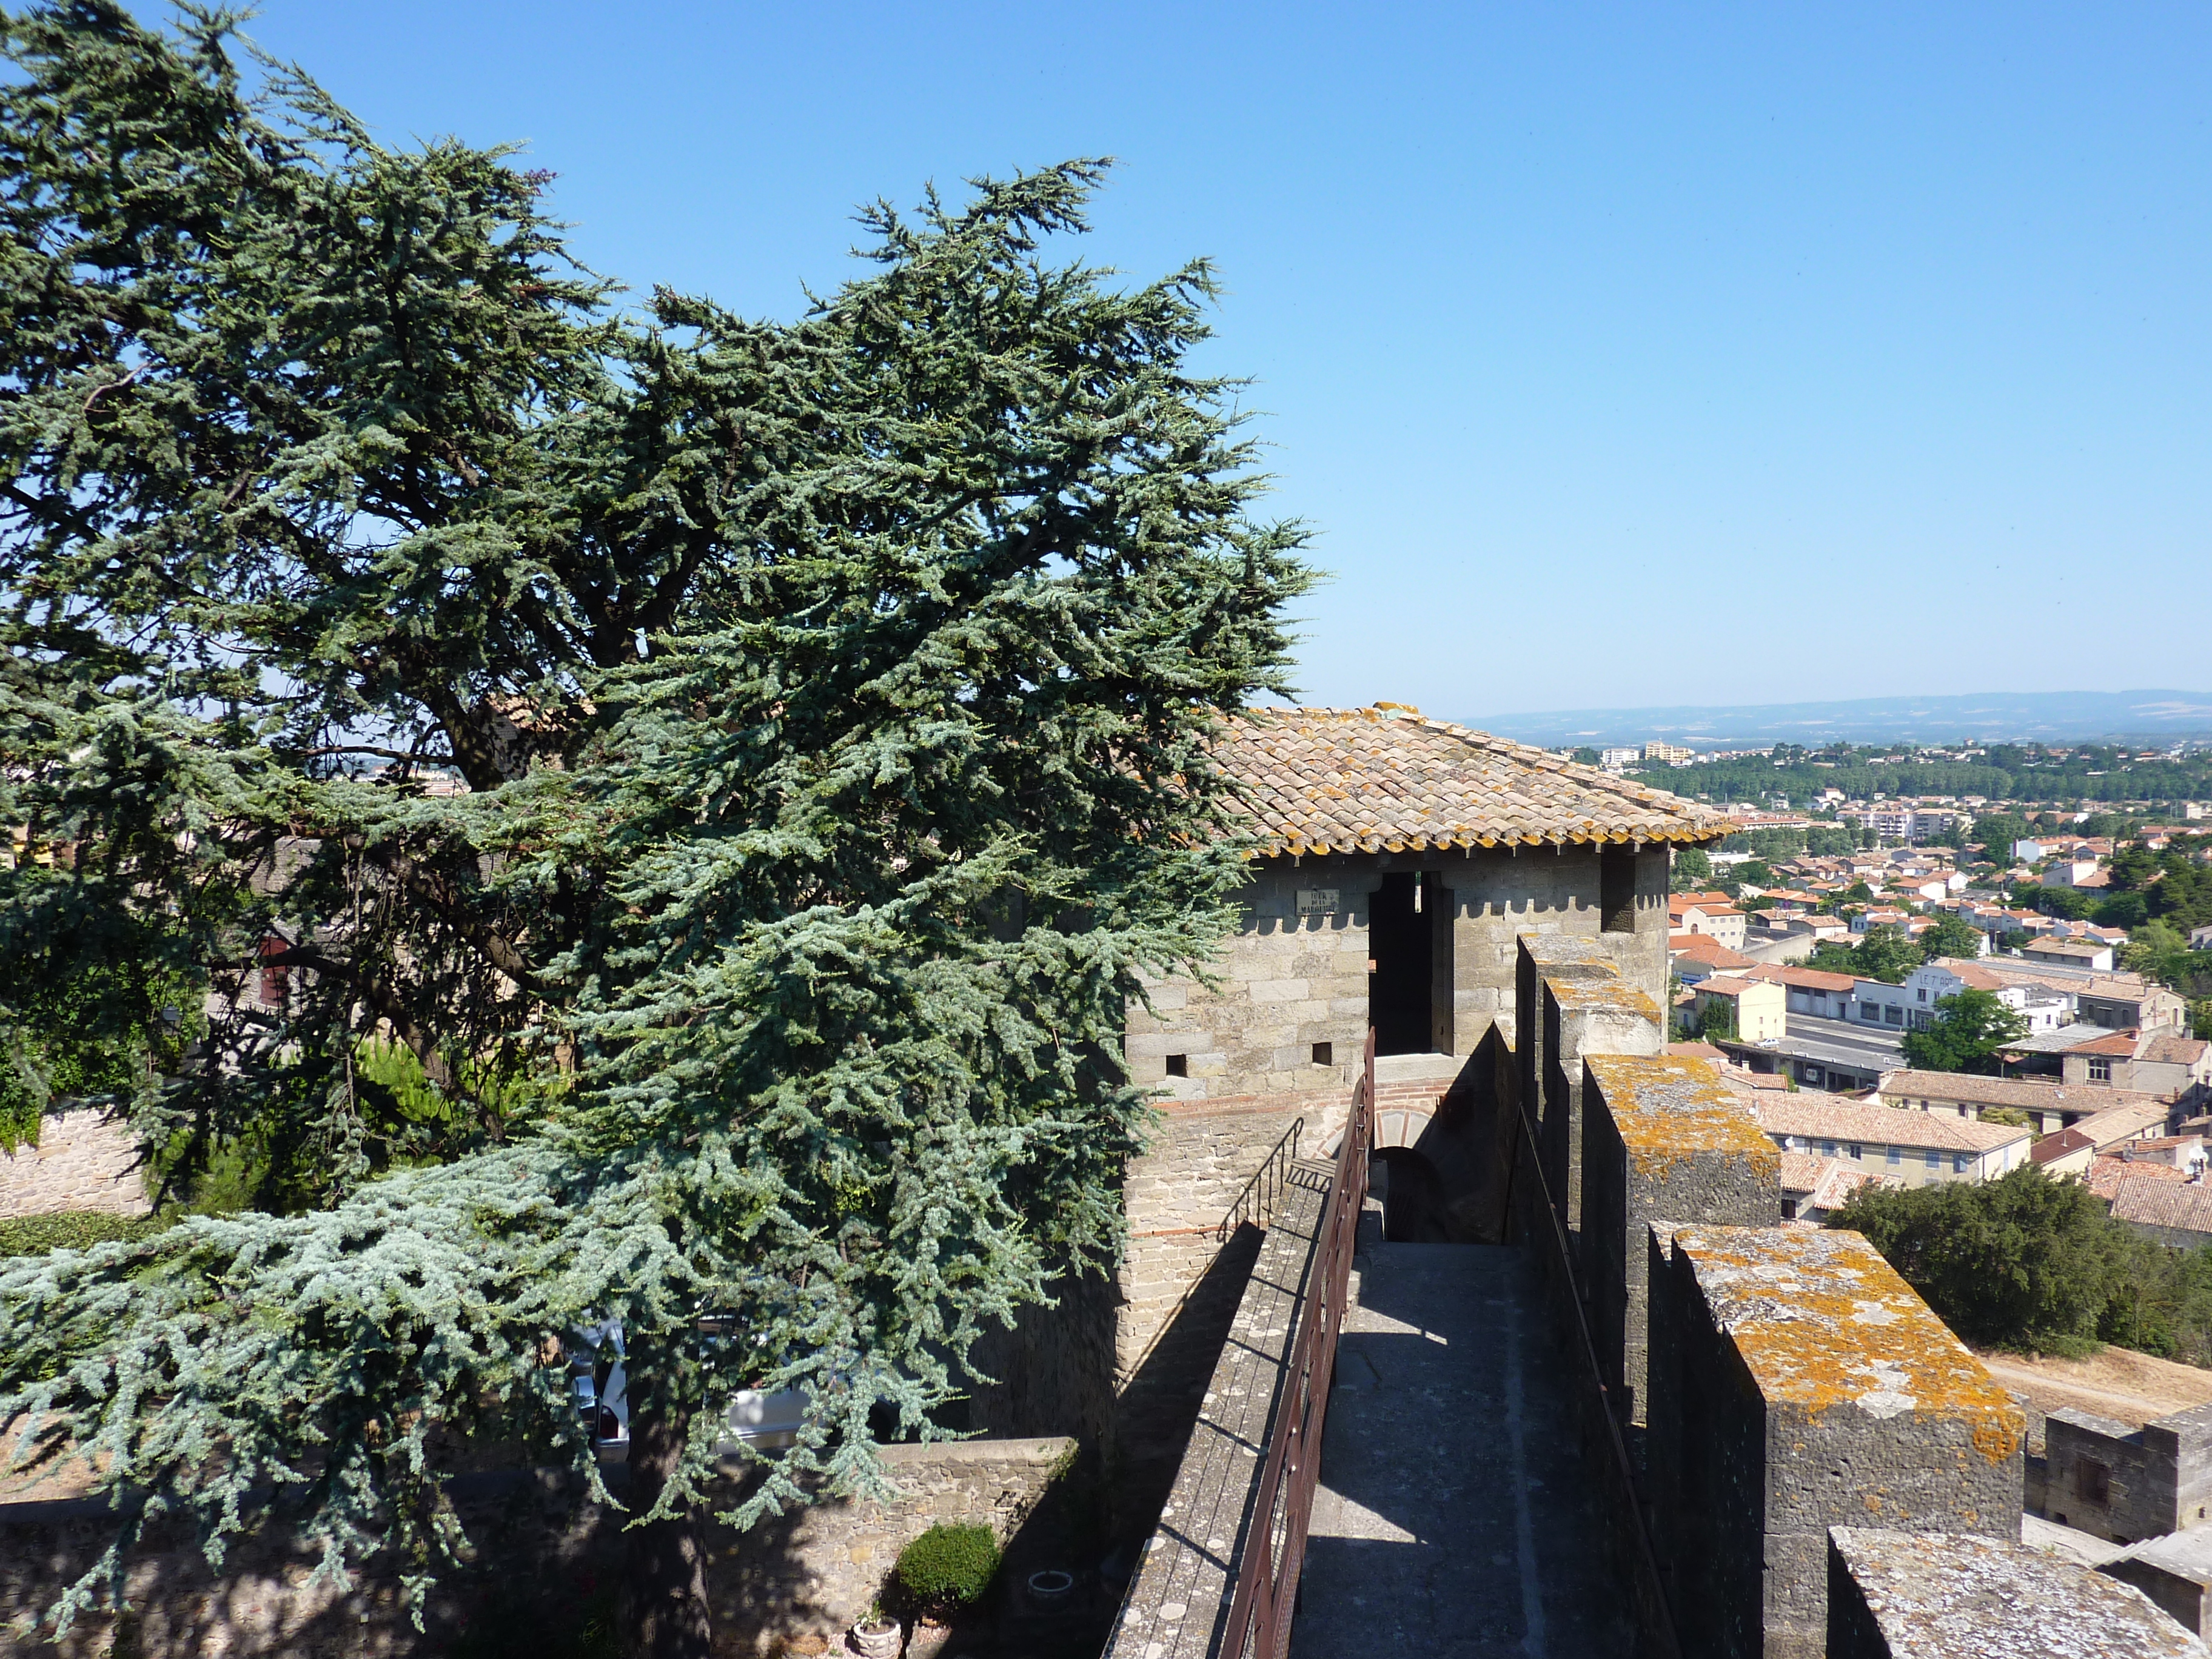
{"left": 1082, "top": 706, "right": 1718, "bottom": 1528}
{"left": 1127, "top": 704, "right": 1716, "bottom": 1113}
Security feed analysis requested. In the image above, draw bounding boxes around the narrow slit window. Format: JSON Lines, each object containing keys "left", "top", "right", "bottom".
{"left": 1600, "top": 846, "right": 1637, "bottom": 934}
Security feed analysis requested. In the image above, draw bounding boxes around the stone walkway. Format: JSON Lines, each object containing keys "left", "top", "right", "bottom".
{"left": 1290, "top": 1238, "right": 1633, "bottom": 1659}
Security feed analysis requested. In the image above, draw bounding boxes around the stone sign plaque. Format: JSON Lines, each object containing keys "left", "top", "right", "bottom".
{"left": 1295, "top": 888, "right": 1339, "bottom": 916}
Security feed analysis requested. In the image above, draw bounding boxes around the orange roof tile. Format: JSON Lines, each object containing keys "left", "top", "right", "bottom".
{"left": 1210, "top": 706, "right": 1723, "bottom": 855}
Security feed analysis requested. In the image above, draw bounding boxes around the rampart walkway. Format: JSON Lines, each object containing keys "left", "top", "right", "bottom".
{"left": 1292, "top": 1233, "right": 1631, "bottom": 1658}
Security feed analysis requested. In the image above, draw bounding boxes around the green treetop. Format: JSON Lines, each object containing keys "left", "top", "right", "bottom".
{"left": 1899, "top": 989, "right": 2031, "bottom": 1074}
{"left": 0, "top": 10, "right": 1313, "bottom": 1655}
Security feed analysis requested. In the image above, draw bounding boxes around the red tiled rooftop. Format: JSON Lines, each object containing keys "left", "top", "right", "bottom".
{"left": 1210, "top": 706, "right": 1724, "bottom": 855}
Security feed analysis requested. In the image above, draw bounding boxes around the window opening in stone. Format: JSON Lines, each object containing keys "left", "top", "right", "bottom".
{"left": 1369, "top": 872, "right": 1435, "bottom": 1057}
{"left": 1311, "top": 1042, "right": 1333, "bottom": 1067}
{"left": 1600, "top": 845, "right": 1636, "bottom": 934}
{"left": 2076, "top": 1458, "right": 2110, "bottom": 1504}
{"left": 1164, "top": 1053, "right": 1187, "bottom": 1078}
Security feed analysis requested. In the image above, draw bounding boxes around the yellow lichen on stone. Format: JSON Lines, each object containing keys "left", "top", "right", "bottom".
{"left": 1546, "top": 979, "right": 1663, "bottom": 1021}
{"left": 1588, "top": 1055, "right": 1780, "bottom": 1178}
{"left": 1673, "top": 1225, "right": 2025, "bottom": 1464}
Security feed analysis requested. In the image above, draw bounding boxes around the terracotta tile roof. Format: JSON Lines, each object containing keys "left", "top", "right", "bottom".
{"left": 1778, "top": 1151, "right": 1880, "bottom": 1211}
{"left": 1208, "top": 706, "right": 1724, "bottom": 854}
{"left": 2088, "top": 1155, "right": 2185, "bottom": 1201}
{"left": 1754, "top": 1094, "right": 2031, "bottom": 1154}
{"left": 1743, "top": 963, "right": 1857, "bottom": 993}
{"left": 2068, "top": 1030, "right": 2142, "bottom": 1057}
{"left": 1668, "top": 933, "right": 1755, "bottom": 970}
{"left": 2143, "top": 1034, "right": 2210, "bottom": 1067}
{"left": 2109, "top": 1178, "right": 2212, "bottom": 1238}
{"left": 1662, "top": 1042, "right": 1731, "bottom": 1061}
{"left": 2076, "top": 1097, "right": 2174, "bottom": 1147}
{"left": 1696, "top": 975, "right": 1763, "bottom": 999}
{"left": 1875, "top": 1070, "right": 2160, "bottom": 1117}
{"left": 2029, "top": 1127, "right": 2095, "bottom": 1166}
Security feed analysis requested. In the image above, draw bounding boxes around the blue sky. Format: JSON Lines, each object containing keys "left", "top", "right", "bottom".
{"left": 225, "top": 2, "right": 2212, "bottom": 719}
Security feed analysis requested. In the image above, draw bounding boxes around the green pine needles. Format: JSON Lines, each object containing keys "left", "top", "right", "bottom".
{"left": 0, "top": 6, "right": 1313, "bottom": 1654}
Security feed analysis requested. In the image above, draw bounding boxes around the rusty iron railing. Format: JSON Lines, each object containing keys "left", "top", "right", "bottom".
{"left": 1219, "top": 1027, "right": 1375, "bottom": 1659}
{"left": 1216, "top": 1114, "right": 1305, "bottom": 1241}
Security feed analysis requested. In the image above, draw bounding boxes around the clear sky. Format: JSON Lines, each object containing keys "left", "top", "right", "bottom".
{"left": 221, "top": 2, "right": 2211, "bottom": 719}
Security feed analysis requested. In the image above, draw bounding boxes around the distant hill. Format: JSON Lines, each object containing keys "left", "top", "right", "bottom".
{"left": 1467, "top": 691, "right": 2212, "bottom": 750}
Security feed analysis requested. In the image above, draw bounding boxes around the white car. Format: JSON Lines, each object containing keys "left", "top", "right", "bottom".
{"left": 569, "top": 1319, "right": 808, "bottom": 1454}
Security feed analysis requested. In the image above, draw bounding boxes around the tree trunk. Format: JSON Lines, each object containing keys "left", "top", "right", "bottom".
{"left": 619, "top": 1393, "right": 714, "bottom": 1659}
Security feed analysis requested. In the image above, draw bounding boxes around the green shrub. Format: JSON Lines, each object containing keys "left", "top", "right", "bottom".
{"left": 0, "top": 1210, "right": 164, "bottom": 1257}
{"left": 894, "top": 1522, "right": 1000, "bottom": 1612}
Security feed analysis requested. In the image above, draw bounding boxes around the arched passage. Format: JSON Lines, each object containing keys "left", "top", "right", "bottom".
{"left": 1369, "top": 1146, "right": 1449, "bottom": 1242}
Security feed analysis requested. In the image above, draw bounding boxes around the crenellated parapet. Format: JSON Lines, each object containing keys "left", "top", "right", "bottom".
{"left": 1828, "top": 1527, "right": 2209, "bottom": 1658}
{"left": 1538, "top": 974, "right": 1662, "bottom": 1255}
{"left": 1649, "top": 1225, "right": 2026, "bottom": 1659}
{"left": 1579, "top": 1054, "right": 1779, "bottom": 1426}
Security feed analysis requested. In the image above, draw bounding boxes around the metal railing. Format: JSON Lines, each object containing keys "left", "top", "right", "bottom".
{"left": 1219, "top": 1027, "right": 1375, "bottom": 1659}
{"left": 1217, "top": 1115, "right": 1305, "bottom": 1241}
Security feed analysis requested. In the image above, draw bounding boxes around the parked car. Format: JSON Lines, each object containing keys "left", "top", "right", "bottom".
{"left": 568, "top": 1318, "right": 807, "bottom": 1454}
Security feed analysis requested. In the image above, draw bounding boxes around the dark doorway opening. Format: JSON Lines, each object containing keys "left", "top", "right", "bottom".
{"left": 1370, "top": 871, "right": 1433, "bottom": 1056}
{"left": 1370, "top": 1148, "right": 1450, "bottom": 1242}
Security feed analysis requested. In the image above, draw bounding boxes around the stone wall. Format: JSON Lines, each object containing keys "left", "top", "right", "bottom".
{"left": 1, "top": 1440, "right": 1074, "bottom": 1658}
{"left": 1828, "top": 1527, "right": 2204, "bottom": 1659}
{"left": 2046, "top": 1401, "right": 2212, "bottom": 1544}
{"left": 1578, "top": 1054, "right": 1778, "bottom": 1426}
{"left": 0, "top": 1109, "right": 147, "bottom": 1219}
{"left": 1650, "top": 1225, "right": 2025, "bottom": 1659}
{"left": 1539, "top": 974, "right": 1663, "bottom": 1253}
{"left": 1102, "top": 1168, "right": 1327, "bottom": 1659}
{"left": 1115, "top": 1098, "right": 1319, "bottom": 1387}
{"left": 1126, "top": 844, "right": 1670, "bottom": 1104}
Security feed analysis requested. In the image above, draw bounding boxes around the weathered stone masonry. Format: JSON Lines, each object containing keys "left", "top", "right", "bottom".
{"left": 1828, "top": 1527, "right": 2207, "bottom": 1659}
{"left": 1128, "top": 843, "right": 1672, "bottom": 1105}
{"left": 1539, "top": 973, "right": 1662, "bottom": 1253}
{"left": 1649, "top": 1225, "right": 2025, "bottom": 1659}
{"left": 1579, "top": 1054, "right": 1778, "bottom": 1426}
{"left": 0, "top": 1108, "right": 146, "bottom": 1219}
{"left": 2045, "top": 1401, "right": 2212, "bottom": 1545}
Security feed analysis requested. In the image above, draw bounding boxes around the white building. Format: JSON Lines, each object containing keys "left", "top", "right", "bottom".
{"left": 1902, "top": 961, "right": 2077, "bottom": 1034}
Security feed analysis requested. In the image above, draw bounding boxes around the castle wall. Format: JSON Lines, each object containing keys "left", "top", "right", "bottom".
{"left": 1650, "top": 1226, "right": 2025, "bottom": 1659}
{"left": 1580, "top": 1054, "right": 1778, "bottom": 1425}
{"left": 1127, "top": 845, "right": 1669, "bottom": 1104}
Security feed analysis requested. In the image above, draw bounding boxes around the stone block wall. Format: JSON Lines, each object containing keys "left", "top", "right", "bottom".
{"left": 1, "top": 1439, "right": 1074, "bottom": 1659}
{"left": 1115, "top": 1098, "right": 1321, "bottom": 1389}
{"left": 2104, "top": 1532, "right": 2212, "bottom": 1638}
{"left": 2046, "top": 1401, "right": 2212, "bottom": 1544}
{"left": 1539, "top": 976, "right": 1662, "bottom": 1250}
{"left": 1104, "top": 1168, "right": 1327, "bottom": 1659}
{"left": 1578, "top": 1054, "right": 1778, "bottom": 1425}
{"left": 1125, "top": 843, "right": 1671, "bottom": 1104}
{"left": 0, "top": 1108, "right": 147, "bottom": 1219}
{"left": 1649, "top": 1225, "right": 2025, "bottom": 1659}
{"left": 1126, "top": 863, "right": 1371, "bottom": 1104}
{"left": 1828, "top": 1527, "right": 2205, "bottom": 1659}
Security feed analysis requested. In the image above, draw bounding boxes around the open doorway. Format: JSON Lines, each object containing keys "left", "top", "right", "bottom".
{"left": 1369, "top": 1148, "right": 1451, "bottom": 1242}
{"left": 1370, "top": 871, "right": 1446, "bottom": 1056}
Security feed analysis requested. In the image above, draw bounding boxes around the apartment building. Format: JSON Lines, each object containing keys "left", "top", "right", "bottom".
{"left": 1754, "top": 1094, "right": 2031, "bottom": 1187}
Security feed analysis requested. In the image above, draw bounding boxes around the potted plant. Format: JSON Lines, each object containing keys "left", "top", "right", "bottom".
{"left": 893, "top": 1522, "right": 1001, "bottom": 1657}
{"left": 848, "top": 1603, "right": 900, "bottom": 1659}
